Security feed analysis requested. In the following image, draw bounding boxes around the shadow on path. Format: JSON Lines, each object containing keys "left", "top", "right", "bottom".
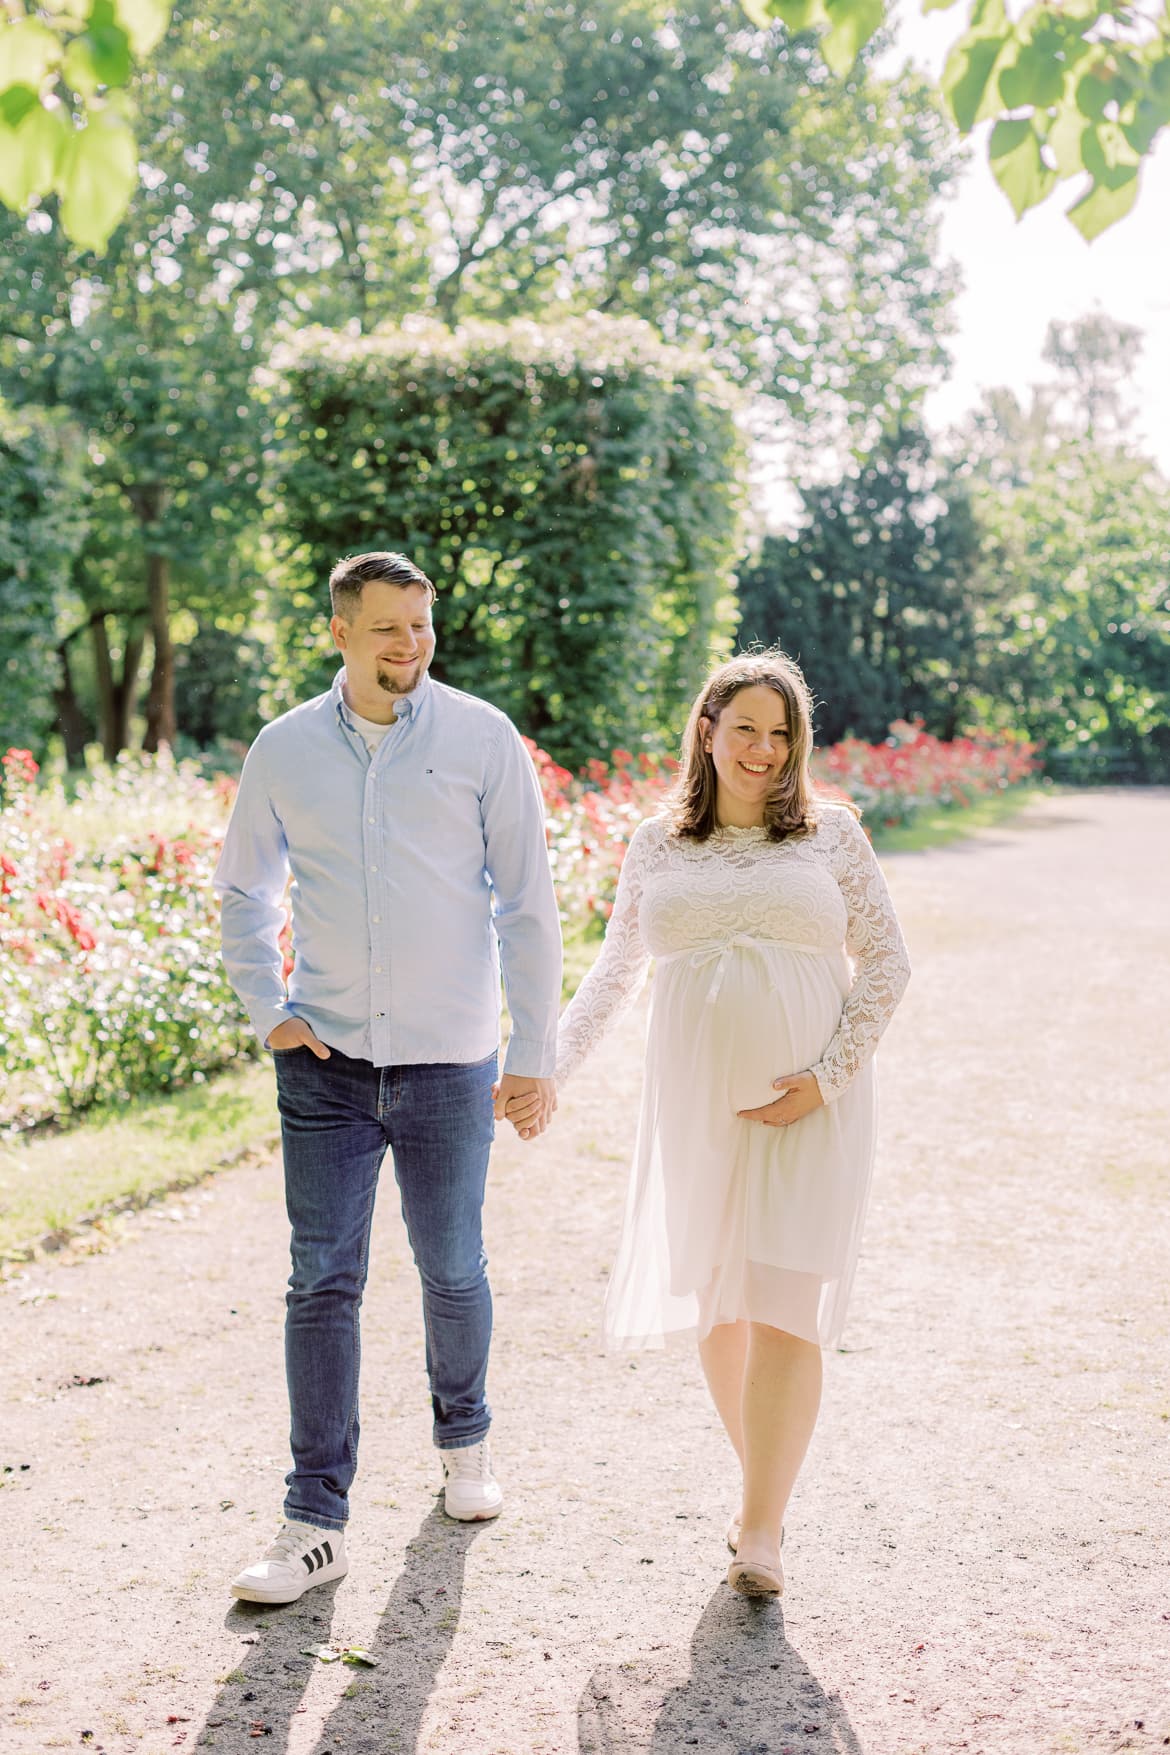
{"left": 198, "top": 1508, "right": 485, "bottom": 1753}
{"left": 578, "top": 1586, "right": 863, "bottom": 1755}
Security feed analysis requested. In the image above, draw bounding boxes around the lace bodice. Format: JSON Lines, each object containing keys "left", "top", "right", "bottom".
{"left": 556, "top": 805, "right": 910, "bottom": 1101}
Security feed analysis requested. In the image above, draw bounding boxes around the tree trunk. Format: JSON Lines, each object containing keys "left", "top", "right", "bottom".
{"left": 90, "top": 612, "right": 146, "bottom": 759}
{"left": 142, "top": 551, "right": 176, "bottom": 752}
{"left": 52, "top": 635, "right": 93, "bottom": 767}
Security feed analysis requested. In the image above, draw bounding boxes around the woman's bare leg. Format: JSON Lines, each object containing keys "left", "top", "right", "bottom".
{"left": 736, "top": 1322, "right": 822, "bottom": 1569}
{"left": 697, "top": 1319, "right": 749, "bottom": 1466}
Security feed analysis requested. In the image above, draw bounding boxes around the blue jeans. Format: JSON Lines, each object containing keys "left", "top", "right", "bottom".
{"left": 273, "top": 1045, "right": 497, "bottom": 1531}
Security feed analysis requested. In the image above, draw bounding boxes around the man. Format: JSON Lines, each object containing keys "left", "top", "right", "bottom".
{"left": 215, "top": 551, "right": 560, "bottom": 1604}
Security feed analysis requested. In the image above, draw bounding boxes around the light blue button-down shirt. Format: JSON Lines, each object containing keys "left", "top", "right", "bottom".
{"left": 214, "top": 669, "right": 562, "bottom": 1076}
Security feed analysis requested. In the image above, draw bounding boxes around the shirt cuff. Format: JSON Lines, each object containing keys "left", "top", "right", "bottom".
{"left": 502, "top": 1033, "right": 558, "bottom": 1079}
{"left": 250, "top": 999, "right": 293, "bottom": 1050}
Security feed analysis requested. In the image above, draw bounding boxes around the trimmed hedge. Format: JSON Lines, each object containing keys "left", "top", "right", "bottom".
{"left": 268, "top": 315, "right": 745, "bottom": 768}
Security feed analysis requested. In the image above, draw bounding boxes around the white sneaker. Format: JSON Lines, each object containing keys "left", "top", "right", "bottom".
{"left": 440, "top": 1440, "right": 503, "bottom": 1521}
{"left": 230, "top": 1520, "right": 348, "bottom": 1604}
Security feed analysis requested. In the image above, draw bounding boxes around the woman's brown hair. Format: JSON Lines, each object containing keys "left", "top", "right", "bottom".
{"left": 666, "top": 650, "right": 822, "bottom": 843}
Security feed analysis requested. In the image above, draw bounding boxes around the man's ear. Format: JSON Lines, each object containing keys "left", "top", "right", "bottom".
{"left": 330, "top": 614, "right": 349, "bottom": 653}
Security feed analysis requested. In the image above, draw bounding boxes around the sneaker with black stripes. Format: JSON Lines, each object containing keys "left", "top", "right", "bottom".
{"left": 230, "top": 1519, "right": 348, "bottom": 1604}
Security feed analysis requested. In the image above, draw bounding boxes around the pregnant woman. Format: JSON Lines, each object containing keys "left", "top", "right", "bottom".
{"left": 552, "top": 651, "right": 910, "bottom": 1597}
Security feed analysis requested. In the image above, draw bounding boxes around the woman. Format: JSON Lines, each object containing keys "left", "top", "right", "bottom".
{"left": 515, "top": 651, "right": 910, "bottom": 1596}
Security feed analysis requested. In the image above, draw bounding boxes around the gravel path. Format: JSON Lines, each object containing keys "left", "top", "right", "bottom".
{"left": 3, "top": 788, "right": 1168, "bottom": 1755}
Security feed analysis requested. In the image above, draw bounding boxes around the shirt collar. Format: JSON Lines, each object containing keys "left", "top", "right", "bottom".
{"left": 332, "top": 666, "right": 432, "bottom": 728}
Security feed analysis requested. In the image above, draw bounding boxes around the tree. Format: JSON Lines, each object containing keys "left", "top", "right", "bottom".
{"left": 746, "top": 0, "right": 1170, "bottom": 238}
{"left": 270, "top": 316, "right": 745, "bottom": 768}
{"left": 949, "top": 322, "right": 1170, "bottom": 778}
{"left": 963, "top": 443, "right": 1170, "bottom": 777}
{"left": 385, "top": 0, "right": 959, "bottom": 449}
{"left": 0, "top": 397, "right": 88, "bottom": 756}
{"left": 736, "top": 424, "right": 983, "bottom": 741}
{"left": 0, "top": 0, "right": 173, "bottom": 251}
{"left": 1041, "top": 312, "right": 1143, "bottom": 442}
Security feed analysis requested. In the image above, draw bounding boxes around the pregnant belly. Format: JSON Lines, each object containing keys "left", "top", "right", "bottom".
{"left": 652, "top": 945, "right": 845, "bottom": 1116}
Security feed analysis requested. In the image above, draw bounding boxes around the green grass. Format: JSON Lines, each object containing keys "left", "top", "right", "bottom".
{"left": 868, "top": 785, "right": 1043, "bottom": 854}
{"left": 0, "top": 1059, "right": 279, "bottom": 1259}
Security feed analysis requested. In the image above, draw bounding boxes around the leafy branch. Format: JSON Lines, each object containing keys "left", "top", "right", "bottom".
{"left": 744, "top": 0, "right": 1170, "bottom": 236}
{"left": 0, "top": 0, "right": 172, "bottom": 251}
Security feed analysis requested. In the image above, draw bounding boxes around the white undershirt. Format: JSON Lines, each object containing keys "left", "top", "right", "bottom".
{"left": 347, "top": 707, "right": 398, "bottom": 757}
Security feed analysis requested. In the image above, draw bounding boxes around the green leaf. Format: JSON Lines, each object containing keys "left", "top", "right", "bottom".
{"left": 922, "top": 0, "right": 963, "bottom": 12}
{"left": 114, "top": 0, "right": 171, "bottom": 47}
{"left": 1068, "top": 168, "right": 1139, "bottom": 240}
{"left": 38, "top": 0, "right": 93, "bottom": 19}
{"left": 966, "top": 0, "right": 1008, "bottom": 40}
{"left": 0, "top": 103, "right": 69, "bottom": 207}
{"left": 975, "top": 37, "right": 1020, "bottom": 123}
{"left": 63, "top": 38, "right": 101, "bottom": 96}
{"left": 1045, "top": 101, "right": 1089, "bottom": 179}
{"left": 998, "top": 40, "right": 1068, "bottom": 111}
{"left": 943, "top": 32, "right": 1009, "bottom": 132}
{"left": 822, "top": 0, "right": 884, "bottom": 74}
{"left": 0, "top": 83, "right": 38, "bottom": 128}
{"left": 1082, "top": 119, "right": 1141, "bottom": 178}
{"left": 0, "top": 19, "right": 63, "bottom": 88}
{"left": 1075, "top": 66, "right": 1112, "bottom": 122}
{"left": 88, "top": 20, "right": 133, "bottom": 86}
{"left": 1123, "top": 95, "right": 1170, "bottom": 157}
{"left": 762, "top": 0, "right": 829, "bottom": 32}
{"left": 740, "top": 0, "right": 774, "bottom": 26}
{"left": 56, "top": 111, "right": 137, "bottom": 251}
{"left": 989, "top": 116, "right": 1057, "bottom": 216}
{"left": 341, "top": 1647, "right": 379, "bottom": 1667}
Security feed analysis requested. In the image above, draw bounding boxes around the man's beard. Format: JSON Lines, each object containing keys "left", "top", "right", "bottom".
{"left": 376, "top": 663, "right": 420, "bottom": 696}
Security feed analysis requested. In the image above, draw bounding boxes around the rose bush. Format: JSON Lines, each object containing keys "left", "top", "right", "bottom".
{"left": 1, "top": 725, "right": 1035, "bottom": 1126}
{"left": 813, "top": 721, "right": 1038, "bottom": 829}
{"left": 0, "top": 749, "right": 255, "bottom": 1127}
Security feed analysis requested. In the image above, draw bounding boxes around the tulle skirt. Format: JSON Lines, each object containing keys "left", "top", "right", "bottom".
{"left": 602, "top": 939, "right": 878, "bottom": 1350}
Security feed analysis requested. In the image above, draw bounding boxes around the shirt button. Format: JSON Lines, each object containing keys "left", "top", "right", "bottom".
{"left": 374, "top": 966, "right": 383, "bottom": 974}
{"left": 367, "top": 817, "right": 375, "bottom": 824}
{"left": 370, "top": 863, "right": 378, "bottom": 872}
{"left": 372, "top": 915, "right": 381, "bottom": 923}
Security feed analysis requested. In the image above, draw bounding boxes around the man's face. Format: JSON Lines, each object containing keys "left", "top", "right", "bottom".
{"left": 331, "top": 581, "right": 436, "bottom": 703}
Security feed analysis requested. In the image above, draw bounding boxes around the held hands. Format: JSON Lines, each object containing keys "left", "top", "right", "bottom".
{"left": 737, "top": 1070, "right": 824, "bottom": 1128}
{"left": 266, "top": 1017, "right": 331, "bottom": 1059}
{"left": 493, "top": 1074, "right": 557, "bottom": 1142}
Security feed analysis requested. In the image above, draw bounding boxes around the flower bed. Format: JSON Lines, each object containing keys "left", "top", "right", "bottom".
{"left": 813, "top": 720, "right": 1038, "bottom": 829}
{"left": 0, "top": 748, "right": 255, "bottom": 1127}
{"left": 1, "top": 723, "right": 1035, "bottom": 1126}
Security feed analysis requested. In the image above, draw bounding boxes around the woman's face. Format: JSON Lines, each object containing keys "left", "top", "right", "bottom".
{"left": 701, "top": 684, "right": 792, "bottom": 826}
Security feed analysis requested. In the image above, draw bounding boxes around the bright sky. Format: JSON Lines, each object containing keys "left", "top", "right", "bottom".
{"left": 889, "top": 5, "right": 1170, "bottom": 471}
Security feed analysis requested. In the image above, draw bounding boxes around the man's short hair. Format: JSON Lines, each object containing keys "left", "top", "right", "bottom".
{"left": 329, "top": 551, "right": 437, "bottom": 619}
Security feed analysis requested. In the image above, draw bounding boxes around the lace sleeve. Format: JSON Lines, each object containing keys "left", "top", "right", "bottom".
{"left": 808, "top": 809, "right": 911, "bottom": 1103}
{"left": 555, "top": 818, "right": 660, "bottom": 1083}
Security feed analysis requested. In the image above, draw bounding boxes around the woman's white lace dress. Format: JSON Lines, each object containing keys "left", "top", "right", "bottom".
{"left": 556, "top": 804, "right": 910, "bottom": 1350}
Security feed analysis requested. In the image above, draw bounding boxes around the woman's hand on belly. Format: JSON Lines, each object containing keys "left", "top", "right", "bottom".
{"left": 737, "top": 1069, "right": 825, "bottom": 1128}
